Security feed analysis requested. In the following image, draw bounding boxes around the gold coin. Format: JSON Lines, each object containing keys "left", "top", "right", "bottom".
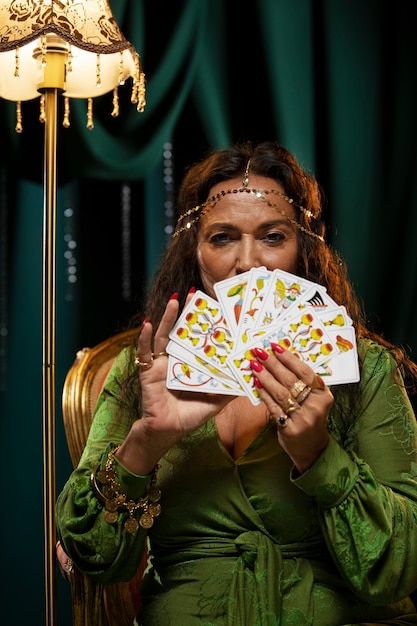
{"left": 105, "top": 497, "right": 119, "bottom": 512}
{"left": 104, "top": 510, "right": 118, "bottom": 524}
{"left": 148, "top": 503, "right": 161, "bottom": 518}
{"left": 148, "top": 487, "right": 161, "bottom": 502}
{"left": 139, "top": 512, "right": 154, "bottom": 529}
{"left": 97, "top": 469, "right": 108, "bottom": 484}
{"left": 125, "top": 517, "right": 140, "bottom": 533}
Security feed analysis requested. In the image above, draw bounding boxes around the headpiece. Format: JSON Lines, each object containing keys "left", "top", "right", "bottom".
{"left": 173, "top": 159, "right": 324, "bottom": 241}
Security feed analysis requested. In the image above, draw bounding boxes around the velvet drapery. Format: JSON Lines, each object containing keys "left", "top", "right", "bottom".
{"left": 1, "top": 2, "right": 416, "bottom": 624}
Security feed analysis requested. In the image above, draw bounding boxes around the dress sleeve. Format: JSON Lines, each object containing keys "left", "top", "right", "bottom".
{"left": 56, "top": 346, "right": 150, "bottom": 584}
{"left": 293, "top": 342, "right": 417, "bottom": 604}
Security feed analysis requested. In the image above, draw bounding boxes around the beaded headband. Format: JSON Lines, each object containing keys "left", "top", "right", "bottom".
{"left": 173, "top": 159, "right": 324, "bottom": 241}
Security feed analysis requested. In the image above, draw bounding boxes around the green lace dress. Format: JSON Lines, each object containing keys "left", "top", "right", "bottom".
{"left": 56, "top": 339, "right": 417, "bottom": 625}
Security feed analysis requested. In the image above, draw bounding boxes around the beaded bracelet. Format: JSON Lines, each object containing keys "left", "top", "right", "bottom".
{"left": 91, "top": 445, "right": 161, "bottom": 534}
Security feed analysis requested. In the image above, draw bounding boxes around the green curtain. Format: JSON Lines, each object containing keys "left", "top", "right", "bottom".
{"left": 1, "top": 2, "right": 417, "bottom": 624}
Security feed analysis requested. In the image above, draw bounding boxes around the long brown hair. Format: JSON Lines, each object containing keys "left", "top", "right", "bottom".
{"left": 128, "top": 141, "right": 417, "bottom": 400}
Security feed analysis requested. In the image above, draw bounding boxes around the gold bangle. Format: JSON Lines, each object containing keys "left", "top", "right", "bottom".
{"left": 91, "top": 446, "right": 161, "bottom": 534}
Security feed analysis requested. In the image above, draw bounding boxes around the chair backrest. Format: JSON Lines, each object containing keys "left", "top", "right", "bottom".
{"left": 61, "top": 327, "right": 144, "bottom": 626}
{"left": 62, "top": 327, "right": 138, "bottom": 466}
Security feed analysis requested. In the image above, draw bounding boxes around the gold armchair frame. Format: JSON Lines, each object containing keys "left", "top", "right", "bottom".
{"left": 61, "top": 327, "right": 144, "bottom": 626}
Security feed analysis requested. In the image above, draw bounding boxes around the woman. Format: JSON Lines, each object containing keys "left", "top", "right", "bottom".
{"left": 56, "top": 141, "right": 417, "bottom": 625}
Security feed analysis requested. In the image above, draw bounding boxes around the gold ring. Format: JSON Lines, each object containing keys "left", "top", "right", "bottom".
{"left": 153, "top": 351, "right": 167, "bottom": 359}
{"left": 290, "top": 379, "right": 307, "bottom": 399}
{"left": 285, "top": 402, "right": 300, "bottom": 414}
{"left": 276, "top": 414, "right": 289, "bottom": 428}
{"left": 135, "top": 356, "right": 154, "bottom": 371}
{"left": 282, "top": 397, "right": 297, "bottom": 414}
{"left": 296, "top": 386, "right": 312, "bottom": 404}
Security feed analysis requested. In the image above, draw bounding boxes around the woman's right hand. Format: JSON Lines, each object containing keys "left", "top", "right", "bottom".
{"left": 116, "top": 295, "right": 234, "bottom": 474}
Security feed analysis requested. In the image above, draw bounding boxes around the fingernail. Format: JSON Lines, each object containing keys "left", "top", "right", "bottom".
{"left": 315, "top": 374, "right": 325, "bottom": 387}
{"left": 249, "top": 359, "right": 263, "bottom": 373}
{"left": 188, "top": 286, "right": 196, "bottom": 295}
{"left": 253, "top": 376, "right": 263, "bottom": 389}
{"left": 271, "top": 342, "right": 285, "bottom": 354}
{"left": 141, "top": 316, "right": 150, "bottom": 328}
{"left": 169, "top": 292, "right": 179, "bottom": 301}
{"left": 253, "top": 347, "right": 269, "bottom": 361}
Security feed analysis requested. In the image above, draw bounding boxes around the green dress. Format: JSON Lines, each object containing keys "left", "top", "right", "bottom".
{"left": 56, "top": 339, "right": 417, "bottom": 625}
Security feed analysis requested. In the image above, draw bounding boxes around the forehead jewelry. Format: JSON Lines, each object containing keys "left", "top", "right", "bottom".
{"left": 173, "top": 157, "right": 323, "bottom": 241}
{"left": 173, "top": 187, "right": 324, "bottom": 241}
{"left": 242, "top": 158, "right": 251, "bottom": 187}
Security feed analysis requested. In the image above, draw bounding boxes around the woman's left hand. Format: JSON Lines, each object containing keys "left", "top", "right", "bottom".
{"left": 250, "top": 344, "right": 334, "bottom": 473}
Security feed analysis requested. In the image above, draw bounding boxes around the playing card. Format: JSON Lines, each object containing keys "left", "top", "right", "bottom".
{"left": 316, "top": 305, "right": 352, "bottom": 328}
{"left": 254, "top": 269, "right": 326, "bottom": 329}
{"left": 165, "top": 271, "right": 360, "bottom": 399}
{"left": 213, "top": 270, "right": 253, "bottom": 336}
{"left": 228, "top": 307, "right": 339, "bottom": 405}
{"left": 234, "top": 266, "right": 273, "bottom": 350}
{"left": 168, "top": 290, "right": 235, "bottom": 375}
{"left": 313, "top": 327, "right": 360, "bottom": 384}
{"left": 166, "top": 354, "right": 243, "bottom": 395}
{"left": 166, "top": 340, "right": 244, "bottom": 393}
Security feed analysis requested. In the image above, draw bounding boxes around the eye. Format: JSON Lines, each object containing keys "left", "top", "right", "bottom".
{"left": 209, "top": 232, "right": 235, "bottom": 245}
{"left": 262, "top": 230, "right": 287, "bottom": 244}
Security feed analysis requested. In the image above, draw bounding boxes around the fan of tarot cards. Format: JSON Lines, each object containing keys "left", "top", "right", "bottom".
{"left": 166, "top": 267, "right": 359, "bottom": 406}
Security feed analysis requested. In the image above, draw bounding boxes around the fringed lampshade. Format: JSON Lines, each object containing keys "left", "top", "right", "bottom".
{"left": 0, "top": 0, "right": 146, "bottom": 130}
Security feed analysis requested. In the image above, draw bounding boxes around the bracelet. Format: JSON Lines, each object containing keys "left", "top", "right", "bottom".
{"left": 91, "top": 445, "right": 161, "bottom": 534}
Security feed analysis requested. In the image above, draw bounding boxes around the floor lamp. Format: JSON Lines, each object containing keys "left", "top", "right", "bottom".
{"left": 0, "top": 2, "right": 145, "bottom": 624}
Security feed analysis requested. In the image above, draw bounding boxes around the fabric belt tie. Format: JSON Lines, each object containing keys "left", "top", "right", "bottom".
{"left": 226, "top": 530, "right": 283, "bottom": 626}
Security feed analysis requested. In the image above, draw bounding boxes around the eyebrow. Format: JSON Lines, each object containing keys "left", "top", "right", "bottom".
{"left": 203, "top": 218, "right": 294, "bottom": 232}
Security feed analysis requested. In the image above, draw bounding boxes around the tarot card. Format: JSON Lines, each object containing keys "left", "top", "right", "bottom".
{"left": 168, "top": 290, "right": 236, "bottom": 376}
{"left": 213, "top": 270, "right": 253, "bottom": 336}
{"left": 314, "top": 326, "right": 360, "bottom": 384}
{"left": 166, "top": 340, "right": 244, "bottom": 394}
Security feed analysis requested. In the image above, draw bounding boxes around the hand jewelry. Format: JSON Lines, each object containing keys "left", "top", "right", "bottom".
{"left": 91, "top": 446, "right": 161, "bottom": 533}
{"left": 135, "top": 356, "right": 154, "bottom": 370}
{"left": 276, "top": 414, "right": 289, "bottom": 428}
{"left": 296, "top": 386, "right": 312, "bottom": 404}
{"left": 135, "top": 350, "right": 167, "bottom": 371}
{"left": 153, "top": 351, "right": 167, "bottom": 358}
{"left": 290, "top": 379, "right": 307, "bottom": 399}
{"left": 282, "top": 396, "right": 298, "bottom": 414}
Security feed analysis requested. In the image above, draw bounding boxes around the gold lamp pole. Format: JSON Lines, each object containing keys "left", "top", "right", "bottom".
{"left": 0, "top": 3, "right": 145, "bottom": 625}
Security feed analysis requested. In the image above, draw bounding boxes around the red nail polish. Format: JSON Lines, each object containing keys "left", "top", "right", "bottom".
{"left": 249, "top": 359, "right": 263, "bottom": 373}
{"left": 253, "top": 376, "right": 263, "bottom": 389}
{"left": 188, "top": 286, "right": 196, "bottom": 295}
{"left": 315, "top": 374, "right": 325, "bottom": 387}
{"left": 253, "top": 347, "right": 269, "bottom": 361}
{"left": 141, "top": 316, "right": 150, "bottom": 328}
{"left": 169, "top": 292, "right": 179, "bottom": 301}
{"left": 271, "top": 342, "right": 285, "bottom": 354}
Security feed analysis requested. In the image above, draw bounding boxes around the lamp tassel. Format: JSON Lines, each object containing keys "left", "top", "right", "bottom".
{"left": 15, "top": 101, "right": 22, "bottom": 133}
{"left": 87, "top": 98, "right": 94, "bottom": 130}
